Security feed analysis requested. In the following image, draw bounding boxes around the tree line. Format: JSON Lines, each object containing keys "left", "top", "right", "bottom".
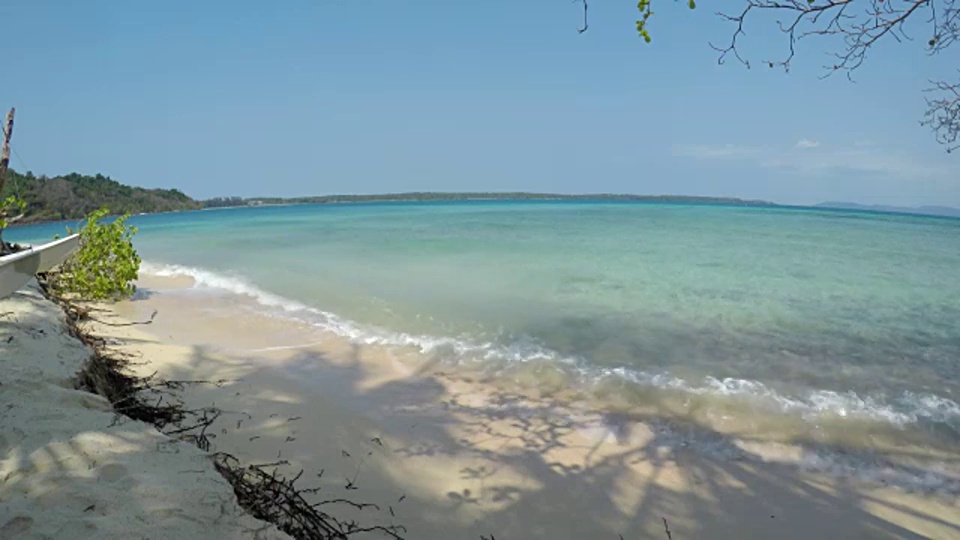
{"left": 1, "top": 169, "right": 201, "bottom": 224}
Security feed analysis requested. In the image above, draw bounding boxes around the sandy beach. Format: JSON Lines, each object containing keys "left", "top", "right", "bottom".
{"left": 0, "top": 283, "right": 288, "bottom": 539}
{"left": 37, "top": 272, "right": 952, "bottom": 540}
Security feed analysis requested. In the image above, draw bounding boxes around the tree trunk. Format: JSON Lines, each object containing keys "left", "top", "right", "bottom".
{"left": 1, "top": 108, "right": 16, "bottom": 255}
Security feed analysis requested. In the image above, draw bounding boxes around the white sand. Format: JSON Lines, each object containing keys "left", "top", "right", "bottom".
{"left": 70, "top": 279, "right": 960, "bottom": 540}
{"left": 0, "top": 283, "right": 288, "bottom": 540}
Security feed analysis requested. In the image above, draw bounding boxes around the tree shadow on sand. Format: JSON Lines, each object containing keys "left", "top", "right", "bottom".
{"left": 144, "top": 338, "right": 960, "bottom": 540}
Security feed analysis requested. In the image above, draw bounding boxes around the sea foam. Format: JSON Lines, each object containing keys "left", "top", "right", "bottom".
{"left": 140, "top": 261, "right": 960, "bottom": 432}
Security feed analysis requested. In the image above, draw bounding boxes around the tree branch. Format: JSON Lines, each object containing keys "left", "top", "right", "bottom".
{"left": 626, "top": 1, "right": 960, "bottom": 151}
{"left": 576, "top": 0, "right": 588, "bottom": 34}
{"left": 922, "top": 76, "right": 960, "bottom": 152}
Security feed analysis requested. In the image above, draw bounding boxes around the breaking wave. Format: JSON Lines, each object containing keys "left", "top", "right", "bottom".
{"left": 141, "top": 261, "right": 960, "bottom": 432}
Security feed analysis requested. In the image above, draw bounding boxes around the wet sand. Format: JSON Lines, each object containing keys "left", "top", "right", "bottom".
{"left": 82, "top": 274, "right": 960, "bottom": 539}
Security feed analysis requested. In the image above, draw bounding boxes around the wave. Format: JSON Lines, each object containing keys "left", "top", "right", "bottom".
{"left": 140, "top": 261, "right": 960, "bottom": 431}
{"left": 142, "top": 262, "right": 311, "bottom": 311}
{"left": 597, "top": 368, "right": 960, "bottom": 427}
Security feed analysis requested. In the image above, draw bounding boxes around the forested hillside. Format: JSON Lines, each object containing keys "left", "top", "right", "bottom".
{"left": 1, "top": 169, "right": 201, "bottom": 224}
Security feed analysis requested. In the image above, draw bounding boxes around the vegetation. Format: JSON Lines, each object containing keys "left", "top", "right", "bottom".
{"left": 580, "top": 0, "right": 959, "bottom": 152}
{"left": 0, "top": 195, "right": 26, "bottom": 254}
{"left": 204, "top": 196, "right": 246, "bottom": 209}
{"left": 0, "top": 108, "right": 22, "bottom": 254}
{"left": 1, "top": 168, "right": 201, "bottom": 225}
{"left": 47, "top": 208, "right": 141, "bottom": 301}
{"left": 204, "top": 193, "right": 776, "bottom": 208}
{"left": 0, "top": 194, "right": 25, "bottom": 232}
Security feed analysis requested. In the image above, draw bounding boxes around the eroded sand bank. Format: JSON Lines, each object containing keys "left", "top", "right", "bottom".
{"left": 0, "top": 283, "right": 288, "bottom": 539}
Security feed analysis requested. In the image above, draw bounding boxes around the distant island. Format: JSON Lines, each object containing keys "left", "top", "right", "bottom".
{"left": 1, "top": 169, "right": 780, "bottom": 225}
{"left": 816, "top": 202, "right": 960, "bottom": 218}
{"left": 203, "top": 193, "right": 777, "bottom": 208}
{"left": 8, "top": 167, "right": 958, "bottom": 225}
{"left": 2, "top": 169, "right": 200, "bottom": 224}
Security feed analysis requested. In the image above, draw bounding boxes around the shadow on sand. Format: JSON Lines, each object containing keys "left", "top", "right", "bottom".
{"left": 137, "top": 337, "right": 960, "bottom": 540}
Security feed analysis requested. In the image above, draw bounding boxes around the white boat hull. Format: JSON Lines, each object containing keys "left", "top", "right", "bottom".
{"left": 35, "top": 234, "right": 81, "bottom": 273}
{"left": 0, "top": 234, "right": 80, "bottom": 299}
{"left": 0, "top": 249, "right": 41, "bottom": 299}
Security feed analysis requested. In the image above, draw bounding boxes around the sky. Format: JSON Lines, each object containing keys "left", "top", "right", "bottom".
{"left": 2, "top": 0, "right": 958, "bottom": 206}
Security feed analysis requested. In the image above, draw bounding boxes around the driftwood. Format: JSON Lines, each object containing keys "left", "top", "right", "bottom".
{"left": 214, "top": 453, "right": 406, "bottom": 539}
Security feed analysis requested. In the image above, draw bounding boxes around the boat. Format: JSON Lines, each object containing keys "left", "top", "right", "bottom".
{"left": 0, "top": 234, "right": 80, "bottom": 299}
{"left": 35, "top": 234, "right": 81, "bottom": 273}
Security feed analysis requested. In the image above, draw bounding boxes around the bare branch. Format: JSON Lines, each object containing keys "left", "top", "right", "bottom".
{"left": 710, "top": 4, "right": 756, "bottom": 68}
{"left": 922, "top": 76, "right": 960, "bottom": 152}
{"left": 662, "top": 517, "right": 674, "bottom": 539}
{"left": 711, "top": 1, "right": 958, "bottom": 149}
{"left": 576, "top": 0, "right": 588, "bottom": 34}
{"left": 673, "top": 1, "right": 958, "bottom": 151}
{"left": 214, "top": 453, "right": 407, "bottom": 539}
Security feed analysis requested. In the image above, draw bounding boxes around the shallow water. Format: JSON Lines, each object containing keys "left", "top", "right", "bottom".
{"left": 11, "top": 201, "right": 960, "bottom": 458}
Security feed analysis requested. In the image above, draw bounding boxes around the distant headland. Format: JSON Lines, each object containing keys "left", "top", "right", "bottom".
{"left": 203, "top": 193, "right": 777, "bottom": 208}
{"left": 7, "top": 166, "right": 958, "bottom": 224}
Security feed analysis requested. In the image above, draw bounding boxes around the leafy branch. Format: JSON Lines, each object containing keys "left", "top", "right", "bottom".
{"left": 46, "top": 207, "right": 142, "bottom": 300}
{"left": 0, "top": 195, "right": 25, "bottom": 230}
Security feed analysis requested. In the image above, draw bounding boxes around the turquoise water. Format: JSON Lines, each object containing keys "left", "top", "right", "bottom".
{"left": 11, "top": 202, "right": 960, "bottom": 447}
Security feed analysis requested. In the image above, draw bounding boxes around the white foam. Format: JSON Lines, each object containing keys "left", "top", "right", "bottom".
{"left": 141, "top": 261, "right": 310, "bottom": 311}
{"left": 140, "top": 261, "right": 960, "bottom": 431}
{"left": 593, "top": 368, "right": 959, "bottom": 427}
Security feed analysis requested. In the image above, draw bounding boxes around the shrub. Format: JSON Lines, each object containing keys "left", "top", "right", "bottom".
{"left": 50, "top": 207, "right": 141, "bottom": 300}
{"left": 0, "top": 195, "right": 25, "bottom": 229}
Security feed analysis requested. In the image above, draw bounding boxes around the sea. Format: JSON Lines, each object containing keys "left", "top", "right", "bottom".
{"left": 10, "top": 200, "right": 960, "bottom": 492}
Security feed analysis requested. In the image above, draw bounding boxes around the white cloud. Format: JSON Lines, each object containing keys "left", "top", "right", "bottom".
{"left": 674, "top": 140, "right": 950, "bottom": 180}
{"left": 671, "top": 143, "right": 757, "bottom": 159}
{"left": 764, "top": 145, "right": 946, "bottom": 179}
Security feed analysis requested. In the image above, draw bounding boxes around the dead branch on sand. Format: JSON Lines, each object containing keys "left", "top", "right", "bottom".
{"left": 214, "top": 453, "right": 406, "bottom": 539}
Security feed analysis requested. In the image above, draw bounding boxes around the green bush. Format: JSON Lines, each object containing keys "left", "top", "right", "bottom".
{"left": 0, "top": 195, "right": 26, "bottom": 229}
{"left": 50, "top": 207, "right": 141, "bottom": 300}
{"left": 0, "top": 195, "right": 26, "bottom": 253}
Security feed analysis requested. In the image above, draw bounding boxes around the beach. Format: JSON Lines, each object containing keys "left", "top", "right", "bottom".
{"left": 4, "top": 201, "right": 960, "bottom": 538}
{"left": 5, "top": 0, "right": 960, "bottom": 534}
{"left": 0, "top": 283, "right": 287, "bottom": 539}
{"left": 67, "top": 270, "right": 957, "bottom": 539}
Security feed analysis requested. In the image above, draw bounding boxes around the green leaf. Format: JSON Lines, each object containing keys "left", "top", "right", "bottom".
{"left": 47, "top": 207, "right": 141, "bottom": 301}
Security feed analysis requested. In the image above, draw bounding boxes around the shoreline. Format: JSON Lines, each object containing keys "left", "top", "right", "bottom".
{"left": 133, "top": 263, "right": 960, "bottom": 481}
{"left": 7, "top": 207, "right": 194, "bottom": 230}
{"left": 77, "top": 273, "right": 960, "bottom": 538}
{"left": 6, "top": 194, "right": 779, "bottom": 231}
{"left": 3, "top": 272, "right": 957, "bottom": 538}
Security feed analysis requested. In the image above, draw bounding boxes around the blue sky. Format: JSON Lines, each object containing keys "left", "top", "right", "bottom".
{"left": 2, "top": 0, "right": 958, "bottom": 206}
